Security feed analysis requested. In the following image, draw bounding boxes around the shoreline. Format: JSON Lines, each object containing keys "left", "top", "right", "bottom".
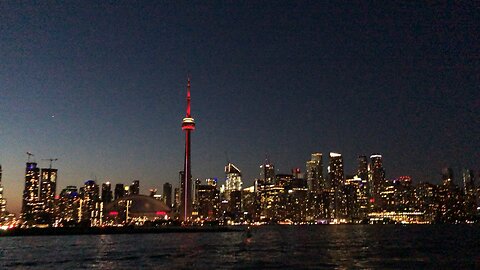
{"left": 0, "top": 226, "right": 244, "bottom": 237}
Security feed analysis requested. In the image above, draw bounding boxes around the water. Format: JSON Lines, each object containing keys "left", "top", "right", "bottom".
{"left": 1, "top": 225, "right": 479, "bottom": 269}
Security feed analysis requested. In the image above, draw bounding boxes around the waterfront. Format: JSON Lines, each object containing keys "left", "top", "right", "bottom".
{"left": 1, "top": 225, "right": 479, "bottom": 269}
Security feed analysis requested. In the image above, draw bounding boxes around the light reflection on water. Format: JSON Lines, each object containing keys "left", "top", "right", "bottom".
{"left": 0, "top": 225, "right": 479, "bottom": 269}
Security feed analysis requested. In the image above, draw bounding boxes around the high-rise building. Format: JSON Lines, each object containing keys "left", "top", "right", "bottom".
{"left": 101, "top": 182, "right": 113, "bottom": 204}
{"left": 114, "top": 184, "right": 125, "bottom": 200}
{"left": 463, "top": 169, "right": 477, "bottom": 218}
{"left": 130, "top": 180, "right": 140, "bottom": 195}
{"left": 0, "top": 165, "right": 6, "bottom": 219}
{"left": 369, "top": 154, "right": 385, "bottom": 209}
{"left": 39, "top": 168, "right": 57, "bottom": 220}
{"left": 163, "top": 182, "right": 172, "bottom": 208}
{"left": 80, "top": 180, "right": 99, "bottom": 222}
{"left": 21, "top": 162, "right": 41, "bottom": 223}
{"left": 195, "top": 179, "right": 219, "bottom": 220}
{"left": 306, "top": 153, "right": 324, "bottom": 193}
{"left": 260, "top": 161, "right": 275, "bottom": 185}
{"left": 180, "top": 78, "right": 196, "bottom": 221}
{"left": 357, "top": 156, "right": 368, "bottom": 182}
{"left": 225, "top": 163, "right": 243, "bottom": 193}
{"left": 328, "top": 152, "right": 346, "bottom": 220}
{"left": 57, "top": 185, "right": 80, "bottom": 224}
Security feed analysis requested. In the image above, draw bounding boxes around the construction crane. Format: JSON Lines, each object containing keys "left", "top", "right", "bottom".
{"left": 26, "top": 152, "right": 34, "bottom": 162}
{"left": 42, "top": 158, "right": 58, "bottom": 169}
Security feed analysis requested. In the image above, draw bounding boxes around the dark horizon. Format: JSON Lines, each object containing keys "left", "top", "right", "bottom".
{"left": 1, "top": 1, "right": 478, "bottom": 214}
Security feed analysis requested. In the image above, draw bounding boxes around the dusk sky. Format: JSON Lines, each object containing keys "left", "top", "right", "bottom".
{"left": 1, "top": 1, "right": 478, "bottom": 214}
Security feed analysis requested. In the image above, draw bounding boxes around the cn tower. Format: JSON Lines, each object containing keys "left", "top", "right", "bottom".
{"left": 181, "top": 78, "right": 195, "bottom": 221}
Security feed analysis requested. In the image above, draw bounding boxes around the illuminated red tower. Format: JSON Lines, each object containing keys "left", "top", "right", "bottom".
{"left": 181, "top": 78, "right": 195, "bottom": 221}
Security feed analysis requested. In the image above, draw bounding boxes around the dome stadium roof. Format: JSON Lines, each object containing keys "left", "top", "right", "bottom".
{"left": 105, "top": 195, "right": 171, "bottom": 217}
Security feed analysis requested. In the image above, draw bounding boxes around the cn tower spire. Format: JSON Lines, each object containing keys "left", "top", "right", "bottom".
{"left": 186, "top": 77, "right": 191, "bottom": 118}
{"left": 181, "top": 77, "right": 195, "bottom": 222}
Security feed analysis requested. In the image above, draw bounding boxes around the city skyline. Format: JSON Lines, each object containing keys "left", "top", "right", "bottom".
{"left": 1, "top": 2, "right": 478, "bottom": 214}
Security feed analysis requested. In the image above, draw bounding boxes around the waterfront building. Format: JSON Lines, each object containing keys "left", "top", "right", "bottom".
{"left": 21, "top": 162, "right": 41, "bottom": 224}
{"left": 328, "top": 152, "right": 346, "bottom": 221}
{"left": 38, "top": 167, "right": 58, "bottom": 224}
{"left": 195, "top": 179, "right": 219, "bottom": 221}
{"left": 80, "top": 180, "right": 99, "bottom": 223}
{"left": 369, "top": 154, "right": 385, "bottom": 210}
{"left": 306, "top": 153, "right": 324, "bottom": 193}
{"left": 414, "top": 182, "right": 438, "bottom": 222}
{"left": 104, "top": 195, "right": 170, "bottom": 225}
{"left": 57, "top": 185, "right": 80, "bottom": 224}
{"left": 345, "top": 175, "right": 369, "bottom": 222}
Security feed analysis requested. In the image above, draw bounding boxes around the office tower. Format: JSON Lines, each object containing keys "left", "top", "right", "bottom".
{"left": 101, "top": 182, "right": 113, "bottom": 204}
{"left": 0, "top": 165, "right": 6, "bottom": 219}
{"left": 21, "top": 162, "right": 41, "bottom": 222}
{"left": 260, "top": 161, "right": 275, "bottom": 185}
{"left": 58, "top": 185, "right": 79, "bottom": 223}
{"left": 463, "top": 169, "right": 475, "bottom": 194}
{"left": 80, "top": 180, "right": 99, "bottom": 222}
{"left": 196, "top": 179, "right": 220, "bottom": 220}
{"left": 328, "top": 152, "right": 345, "bottom": 220}
{"left": 163, "top": 182, "right": 172, "bottom": 208}
{"left": 225, "top": 162, "right": 243, "bottom": 195}
{"left": 174, "top": 187, "right": 180, "bottom": 213}
{"left": 114, "top": 184, "right": 125, "bottom": 200}
{"left": 463, "top": 169, "right": 477, "bottom": 218}
{"left": 39, "top": 168, "right": 58, "bottom": 222}
{"left": 357, "top": 155, "right": 368, "bottom": 182}
{"left": 180, "top": 78, "right": 195, "bottom": 221}
{"left": 306, "top": 153, "right": 324, "bottom": 193}
{"left": 369, "top": 154, "right": 385, "bottom": 209}
{"left": 130, "top": 180, "right": 140, "bottom": 195}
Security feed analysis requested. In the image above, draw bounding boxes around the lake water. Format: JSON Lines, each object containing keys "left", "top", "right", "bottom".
{"left": 0, "top": 225, "right": 479, "bottom": 269}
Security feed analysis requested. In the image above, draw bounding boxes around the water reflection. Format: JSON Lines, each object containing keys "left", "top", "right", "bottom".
{"left": 0, "top": 226, "right": 480, "bottom": 269}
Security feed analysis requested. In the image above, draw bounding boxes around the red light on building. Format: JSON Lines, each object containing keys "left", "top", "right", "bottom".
{"left": 369, "top": 198, "right": 375, "bottom": 203}
{"left": 156, "top": 211, "right": 166, "bottom": 215}
{"left": 109, "top": 211, "right": 119, "bottom": 216}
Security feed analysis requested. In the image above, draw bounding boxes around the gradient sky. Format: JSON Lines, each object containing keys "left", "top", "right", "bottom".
{"left": 1, "top": 1, "right": 479, "bottom": 214}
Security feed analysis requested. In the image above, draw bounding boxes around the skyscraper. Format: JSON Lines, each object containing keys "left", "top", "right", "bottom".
{"left": 369, "top": 154, "right": 385, "bottom": 209}
{"left": 225, "top": 163, "right": 243, "bottom": 193}
{"left": 260, "top": 161, "right": 275, "bottom": 185}
{"left": 357, "top": 155, "right": 368, "bottom": 182}
{"left": 101, "top": 182, "right": 113, "bottom": 204}
{"left": 58, "top": 185, "right": 79, "bottom": 224}
{"left": 181, "top": 78, "right": 195, "bottom": 221}
{"left": 80, "top": 180, "right": 99, "bottom": 223}
{"left": 328, "top": 152, "right": 345, "bottom": 220}
{"left": 39, "top": 167, "right": 58, "bottom": 222}
{"left": 21, "top": 162, "right": 40, "bottom": 223}
{"left": 114, "top": 184, "right": 125, "bottom": 200}
{"left": 163, "top": 182, "right": 172, "bottom": 208}
{"left": 306, "top": 153, "right": 324, "bottom": 193}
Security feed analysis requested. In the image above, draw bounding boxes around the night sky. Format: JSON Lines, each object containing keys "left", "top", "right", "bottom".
{"left": 1, "top": 1, "right": 478, "bottom": 214}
